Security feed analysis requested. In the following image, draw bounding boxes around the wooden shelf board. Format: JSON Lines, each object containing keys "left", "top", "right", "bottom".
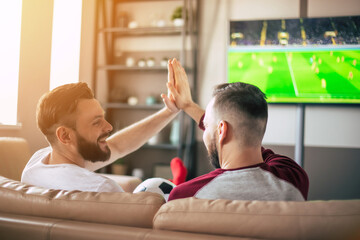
{"left": 105, "top": 103, "right": 164, "bottom": 110}
{"left": 98, "top": 65, "right": 168, "bottom": 71}
{"left": 98, "top": 65, "right": 193, "bottom": 73}
{"left": 143, "top": 143, "right": 179, "bottom": 150}
{"left": 99, "top": 26, "right": 183, "bottom": 36}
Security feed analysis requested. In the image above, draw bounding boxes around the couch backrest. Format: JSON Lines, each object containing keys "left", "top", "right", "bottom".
{"left": 154, "top": 197, "right": 360, "bottom": 240}
{"left": 0, "top": 137, "right": 31, "bottom": 181}
{"left": 0, "top": 176, "right": 165, "bottom": 228}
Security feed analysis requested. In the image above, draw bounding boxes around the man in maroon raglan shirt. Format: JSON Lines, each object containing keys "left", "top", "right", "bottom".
{"left": 166, "top": 59, "right": 309, "bottom": 201}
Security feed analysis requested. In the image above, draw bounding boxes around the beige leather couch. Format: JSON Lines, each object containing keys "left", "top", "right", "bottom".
{"left": 1, "top": 176, "right": 360, "bottom": 240}
{"left": 1, "top": 137, "right": 360, "bottom": 239}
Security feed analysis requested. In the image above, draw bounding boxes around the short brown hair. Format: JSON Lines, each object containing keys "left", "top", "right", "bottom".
{"left": 36, "top": 82, "right": 94, "bottom": 143}
{"left": 212, "top": 82, "right": 268, "bottom": 146}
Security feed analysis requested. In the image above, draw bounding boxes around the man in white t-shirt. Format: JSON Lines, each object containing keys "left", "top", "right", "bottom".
{"left": 22, "top": 68, "right": 180, "bottom": 194}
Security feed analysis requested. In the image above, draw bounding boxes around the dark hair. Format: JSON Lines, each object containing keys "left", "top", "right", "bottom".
{"left": 36, "top": 82, "right": 94, "bottom": 143}
{"left": 212, "top": 82, "right": 268, "bottom": 146}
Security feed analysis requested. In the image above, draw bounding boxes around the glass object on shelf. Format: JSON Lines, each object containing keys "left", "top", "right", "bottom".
{"left": 126, "top": 57, "right": 135, "bottom": 67}
{"left": 132, "top": 168, "right": 144, "bottom": 180}
{"left": 146, "top": 58, "right": 155, "bottom": 67}
{"left": 173, "top": 18, "right": 184, "bottom": 27}
{"left": 137, "top": 59, "right": 146, "bottom": 67}
{"left": 128, "top": 21, "right": 138, "bottom": 29}
{"left": 160, "top": 58, "right": 168, "bottom": 67}
{"left": 146, "top": 95, "right": 158, "bottom": 105}
{"left": 127, "top": 96, "right": 139, "bottom": 106}
{"left": 117, "top": 11, "right": 129, "bottom": 28}
{"left": 170, "top": 119, "right": 180, "bottom": 145}
{"left": 156, "top": 19, "right": 166, "bottom": 27}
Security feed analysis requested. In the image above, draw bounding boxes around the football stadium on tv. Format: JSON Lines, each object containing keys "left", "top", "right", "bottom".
{"left": 228, "top": 16, "right": 360, "bottom": 104}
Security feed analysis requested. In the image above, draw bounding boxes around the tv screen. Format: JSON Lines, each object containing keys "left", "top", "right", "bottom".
{"left": 228, "top": 16, "right": 360, "bottom": 104}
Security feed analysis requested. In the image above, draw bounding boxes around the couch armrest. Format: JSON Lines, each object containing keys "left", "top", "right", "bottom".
{"left": 0, "top": 137, "right": 30, "bottom": 181}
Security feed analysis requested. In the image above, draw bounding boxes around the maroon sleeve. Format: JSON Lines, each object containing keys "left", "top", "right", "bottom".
{"left": 260, "top": 147, "right": 309, "bottom": 200}
{"left": 198, "top": 113, "right": 205, "bottom": 131}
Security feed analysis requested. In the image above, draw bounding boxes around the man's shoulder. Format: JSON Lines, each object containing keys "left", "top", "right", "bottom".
{"left": 260, "top": 147, "right": 309, "bottom": 200}
{"left": 23, "top": 146, "right": 51, "bottom": 171}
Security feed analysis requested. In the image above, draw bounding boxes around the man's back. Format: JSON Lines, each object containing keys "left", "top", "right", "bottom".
{"left": 169, "top": 148, "right": 309, "bottom": 201}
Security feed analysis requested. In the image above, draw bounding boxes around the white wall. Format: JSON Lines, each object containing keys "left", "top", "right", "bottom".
{"left": 0, "top": 0, "right": 54, "bottom": 153}
{"left": 79, "top": 0, "right": 96, "bottom": 90}
{"left": 308, "top": 0, "right": 360, "bottom": 17}
{"left": 304, "top": 0, "right": 360, "bottom": 148}
{"left": 198, "top": 0, "right": 360, "bottom": 148}
{"left": 0, "top": 0, "right": 98, "bottom": 154}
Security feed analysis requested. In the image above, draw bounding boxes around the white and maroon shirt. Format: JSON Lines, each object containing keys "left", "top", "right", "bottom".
{"left": 168, "top": 115, "right": 309, "bottom": 201}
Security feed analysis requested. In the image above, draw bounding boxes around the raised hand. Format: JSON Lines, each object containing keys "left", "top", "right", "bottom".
{"left": 167, "top": 59, "right": 194, "bottom": 110}
{"left": 161, "top": 60, "right": 180, "bottom": 113}
{"left": 167, "top": 58, "right": 205, "bottom": 124}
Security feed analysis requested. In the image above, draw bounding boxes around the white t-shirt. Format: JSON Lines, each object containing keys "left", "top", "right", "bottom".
{"left": 21, "top": 147, "right": 124, "bottom": 192}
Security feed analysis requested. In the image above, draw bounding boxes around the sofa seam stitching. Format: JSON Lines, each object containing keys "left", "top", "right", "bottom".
{"left": 46, "top": 219, "right": 68, "bottom": 240}
{"left": 154, "top": 210, "right": 360, "bottom": 217}
{"left": 1, "top": 186, "right": 164, "bottom": 206}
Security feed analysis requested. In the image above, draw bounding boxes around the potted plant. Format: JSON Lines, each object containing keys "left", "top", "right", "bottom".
{"left": 112, "top": 158, "right": 127, "bottom": 175}
{"left": 171, "top": 6, "right": 184, "bottom": 27}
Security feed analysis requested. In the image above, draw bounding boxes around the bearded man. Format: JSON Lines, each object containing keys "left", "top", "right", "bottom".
{"left": 22, "top": 81, "right": 180, "bottom": 192}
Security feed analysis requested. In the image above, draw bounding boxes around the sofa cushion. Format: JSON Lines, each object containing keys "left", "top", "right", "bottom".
{"left": 0, "top": 176, "right": 164, "bottom": 228}
{"left": 153, "top": 197, "right": 360, "bottom": 239}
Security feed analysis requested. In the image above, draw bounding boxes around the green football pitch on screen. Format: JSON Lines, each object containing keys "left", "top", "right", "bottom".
{"left": 228, "top": 48, "right": 360, "bottom": 104}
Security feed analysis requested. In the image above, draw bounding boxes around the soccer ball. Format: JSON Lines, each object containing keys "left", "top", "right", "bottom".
{"left": 133, "top": 178, "right": 176, "bottom": 202}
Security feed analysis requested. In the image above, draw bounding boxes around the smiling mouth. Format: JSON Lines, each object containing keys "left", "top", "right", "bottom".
{"left": 98, "top": 137, "right": 109, "bottom": 148}
{"left": 98, "top": 133, "right": 110, "bottom": 143}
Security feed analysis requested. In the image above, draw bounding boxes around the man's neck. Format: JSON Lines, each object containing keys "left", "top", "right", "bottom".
{"left": 47, "top": 147, "right": 85, "bottom": 168}
{"left": 220, "top": 144, "right": 263, "bottom": 170}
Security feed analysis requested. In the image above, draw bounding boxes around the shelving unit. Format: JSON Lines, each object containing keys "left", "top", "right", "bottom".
{"left": 93, "top": 0, "right": 198, "bottom": 179}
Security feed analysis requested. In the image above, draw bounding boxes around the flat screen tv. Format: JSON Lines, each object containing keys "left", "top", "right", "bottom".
{"left": 228, "top": 16, "right": 360, "bottom": 104}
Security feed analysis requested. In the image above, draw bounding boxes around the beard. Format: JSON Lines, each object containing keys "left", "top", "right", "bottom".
{"left": 76, "top": 132, "right": 111, "bottom": 163}
{"left": 207, "top": 136, "right": 220, "bottom": 169}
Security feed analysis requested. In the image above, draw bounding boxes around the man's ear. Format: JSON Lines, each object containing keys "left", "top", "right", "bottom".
{"left": 217, "top": 120, "right": 228, "bottom": 145}
{"left": 55, "top": 126, "right": 73, "bottom": 144}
